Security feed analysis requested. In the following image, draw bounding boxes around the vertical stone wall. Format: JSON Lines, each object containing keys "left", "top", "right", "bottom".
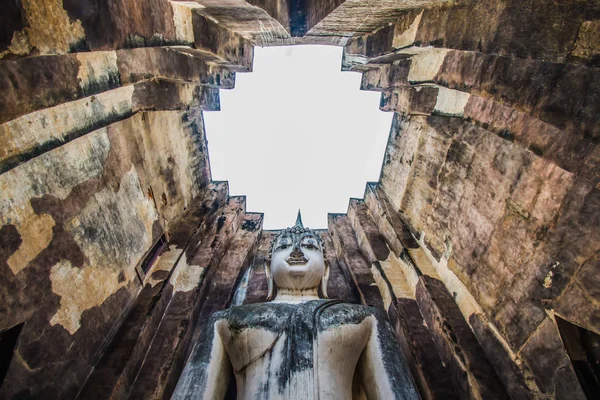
{"left": 76, "top": 187, "right": 266, "bottom": 400}
{"left": 0, "top": 109, "right": 212, "bottom": 399}
{"left": 335, "top": 1, "right": 600, "bottom": 397}
{"left": 0, "top": 2, "right": 255, "bottom": 398}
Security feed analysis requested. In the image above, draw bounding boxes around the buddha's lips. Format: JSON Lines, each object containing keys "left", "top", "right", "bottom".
{"left": 286, "top": 257, "right": 308, "bottom": 266}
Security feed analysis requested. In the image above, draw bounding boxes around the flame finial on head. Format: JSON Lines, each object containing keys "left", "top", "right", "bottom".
{"left": 295, "top": 210, "right": 303, "bottom": 229}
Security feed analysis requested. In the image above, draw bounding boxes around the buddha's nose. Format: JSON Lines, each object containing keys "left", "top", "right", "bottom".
{"left": 290, "top": 243, "right": 304, "bottom": 258}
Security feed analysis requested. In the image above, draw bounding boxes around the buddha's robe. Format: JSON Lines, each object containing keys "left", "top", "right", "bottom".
{"left": 172, "top": 300, "right": 420, "bottom": 400}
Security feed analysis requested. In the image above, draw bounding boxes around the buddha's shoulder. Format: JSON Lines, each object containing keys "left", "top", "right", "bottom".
{"left": 319, "top": 301, "right": 386, "bottom": 328}
{"left": 209, "top": 302, "right": 298, "bottom": 331}
{"left": 206, "top": 301, "right": 388, "bottom": 332}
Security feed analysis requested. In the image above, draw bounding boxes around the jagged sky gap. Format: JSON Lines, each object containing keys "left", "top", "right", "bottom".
{"left": 204, "top": 45, "right": 392, "bottom": 229}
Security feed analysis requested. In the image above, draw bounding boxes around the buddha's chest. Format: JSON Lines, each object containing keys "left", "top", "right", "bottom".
{"left": 216, "top": 302, "right": 378, "bottom": 399}
{"left": 219, "top": 318, "right": 372, "bottom": 377}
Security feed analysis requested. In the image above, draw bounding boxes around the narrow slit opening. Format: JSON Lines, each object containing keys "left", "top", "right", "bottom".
{"left": 556, "top": 316, "right": 600, "bottom": 399}
{"left": 140, "top": 234, "right": 167, "bottom": 275}
{"left": 0, "top": 323, "right": 24, "bottom": 388}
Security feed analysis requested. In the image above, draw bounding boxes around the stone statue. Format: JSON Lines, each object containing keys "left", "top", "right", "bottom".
{"left": 172, "top": 212, "right": 420, "bottom": 400}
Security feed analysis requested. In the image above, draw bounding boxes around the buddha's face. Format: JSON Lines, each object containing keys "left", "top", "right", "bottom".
{"left": 269, "top": 232, "right": 325, "bottom": 291}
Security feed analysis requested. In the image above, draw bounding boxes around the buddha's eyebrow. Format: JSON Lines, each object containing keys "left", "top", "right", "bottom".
{"left": 301, "top": 234, "right": 318, "bottom": 242}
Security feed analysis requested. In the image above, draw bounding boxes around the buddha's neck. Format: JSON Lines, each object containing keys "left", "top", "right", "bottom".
{"left": 272, "top": 287, "right": 320, "bottom": 304}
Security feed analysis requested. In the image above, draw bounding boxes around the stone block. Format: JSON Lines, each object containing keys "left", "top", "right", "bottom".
{"left": 520, "top": 317, "right": 586, "bottom": 398}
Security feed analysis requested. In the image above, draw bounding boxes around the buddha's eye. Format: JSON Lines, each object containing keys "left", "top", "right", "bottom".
{"left": 276, "top": 238, "right": 292, "bottom": 250}
{"left": 301, "top": 240, "right": 318, "bottom": 249}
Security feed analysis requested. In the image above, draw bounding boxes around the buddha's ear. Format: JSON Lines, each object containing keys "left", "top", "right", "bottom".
{"left": 321, "top": 260, "right": 330, "bottom": 299}
{"left": 265, "top": 261, "right": 274, "bottom": 301}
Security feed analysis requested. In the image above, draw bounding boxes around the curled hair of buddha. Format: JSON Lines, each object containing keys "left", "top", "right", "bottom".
{"left": 267, "top": 211, "right": 326, "bottom": 260}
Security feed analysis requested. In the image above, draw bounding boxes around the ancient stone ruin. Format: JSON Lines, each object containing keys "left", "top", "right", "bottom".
{"left": 0, "top": 0, "right": 599, "bottom": 399}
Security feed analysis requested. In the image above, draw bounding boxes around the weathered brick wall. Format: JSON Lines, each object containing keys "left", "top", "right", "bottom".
{"left": 339, "top": 0, "right": 600, "bottom": 395}
{"left": 0, "top": 1, "right": 258, "bottom": 396}
{"left": 0, "top": 109, "right": 212, "bottom": 399}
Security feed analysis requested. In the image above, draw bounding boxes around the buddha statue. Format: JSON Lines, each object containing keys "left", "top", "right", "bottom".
{"left": 172, "top": 212, "right": 420, "bottom": 400}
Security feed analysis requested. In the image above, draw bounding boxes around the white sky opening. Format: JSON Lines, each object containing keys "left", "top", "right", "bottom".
{"left": 204, "top": 45, "right": 392, "bottom": 230}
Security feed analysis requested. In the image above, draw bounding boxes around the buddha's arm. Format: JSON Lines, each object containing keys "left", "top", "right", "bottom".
{"left": 357, "top": 310, "right": 420, "bottom": 400}
{"left": 172, "top": 315, "right": 232, "bottom": 400}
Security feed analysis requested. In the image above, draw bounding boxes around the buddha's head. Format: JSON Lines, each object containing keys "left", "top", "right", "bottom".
{"left": 265, "top": 211, "right": 329, "bottom": 300}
